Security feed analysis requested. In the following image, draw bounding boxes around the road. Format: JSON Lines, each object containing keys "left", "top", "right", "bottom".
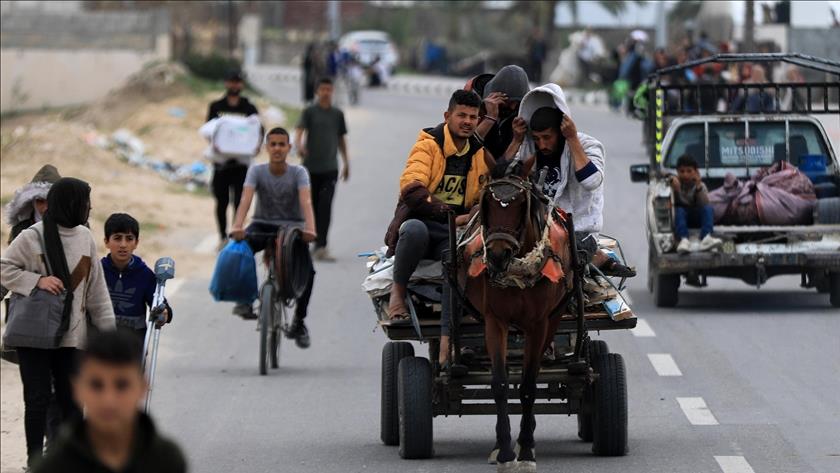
{"left": 149, "top": 76, "right": 840, "bottom": 473}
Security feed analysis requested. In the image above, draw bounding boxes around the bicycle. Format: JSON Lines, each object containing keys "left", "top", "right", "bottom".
{"left": 247, "top": 231, "right": 296, "bottom": 376}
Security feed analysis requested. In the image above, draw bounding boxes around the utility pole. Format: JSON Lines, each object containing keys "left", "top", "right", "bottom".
{"left": 327, "top": 0, "right": 340, "bottom": 41}
{"left": 655, "top": 1, "right": 667, "bottom": 48}
{"left": 743, "top": 0, "right": 755, "bottom": 52}
{"left": 227, "top": 0, "right": 235, "bottom": 58}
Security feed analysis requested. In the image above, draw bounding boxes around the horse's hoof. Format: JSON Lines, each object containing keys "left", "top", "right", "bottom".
{"left": 515, "top": 443, "right": 536, "bottom": 462}
{"left": 517, "top": 461, "right": 537, "bottom": 473}
{"left": 488, "top": 448, "right": 499, "bottom": 465}
{"left": 497, "top": 460, "right": 519, "bottom": 473}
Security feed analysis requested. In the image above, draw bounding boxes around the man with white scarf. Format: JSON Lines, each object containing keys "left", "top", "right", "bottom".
{"left": 509, "top": 83, "right": 635, "bottom": 277}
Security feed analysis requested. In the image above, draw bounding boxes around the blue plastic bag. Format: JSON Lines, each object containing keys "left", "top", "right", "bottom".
{"left": 209, "top": 240, "right": 258, "bottom": 303}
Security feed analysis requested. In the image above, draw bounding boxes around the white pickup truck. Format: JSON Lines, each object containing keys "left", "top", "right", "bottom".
{"left": 630, "top": 53, "right": 840, "bottom": 308}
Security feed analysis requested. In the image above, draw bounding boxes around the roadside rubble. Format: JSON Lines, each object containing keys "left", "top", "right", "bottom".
{"left": 84, "top": 128, "right": 211, "bottom": 192}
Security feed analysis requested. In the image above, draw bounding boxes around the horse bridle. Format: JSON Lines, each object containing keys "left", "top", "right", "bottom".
{"left": 481, "top": 174, "right": 533, "bottom": 254}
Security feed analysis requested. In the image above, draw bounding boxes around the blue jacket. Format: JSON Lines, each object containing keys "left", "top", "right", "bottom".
{"left": 101, "top": 255, "right": 172, "bottom": 330}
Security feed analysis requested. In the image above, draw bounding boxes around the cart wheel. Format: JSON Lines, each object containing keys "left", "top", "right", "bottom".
{"left": 578, "top": 340, "right": 609, "bottom": 441}
{"left": 398, "top": 357, "right": 434, "bottom": 459}
{"left": 653, "top": 273, "right": 680, "bottom": 308}
{"left": 381, "top": 342, "right": 414, "bottom": 446}
{"left": 829, "top": 272, "right": 840, "bottom": 308}
{"left": 591, "top": 353, "right": 628, "bottom": 456}
{"left": 258, "top": 286, "right": 273, "bottom": 376}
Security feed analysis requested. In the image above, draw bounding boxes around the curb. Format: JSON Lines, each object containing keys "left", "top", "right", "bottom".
{"left": 247, "top": 65, "right": 608, "bottom": 106}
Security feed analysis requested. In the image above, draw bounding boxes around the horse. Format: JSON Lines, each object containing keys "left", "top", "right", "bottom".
{"left": 457, "top": 160, "right": 574, "bottom": 472}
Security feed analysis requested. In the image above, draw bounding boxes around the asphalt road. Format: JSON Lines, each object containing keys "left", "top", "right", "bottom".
{"left": 150, "top": 77, "right": 840, "bottom": 473}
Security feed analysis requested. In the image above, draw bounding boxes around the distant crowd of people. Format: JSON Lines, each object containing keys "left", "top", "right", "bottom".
{"left": 605, "top": 30, "right": 808, "bottom": 115}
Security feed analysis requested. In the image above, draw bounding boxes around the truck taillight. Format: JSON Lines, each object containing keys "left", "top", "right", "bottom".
{"left": 654, "top": 196, "right": 672, "bottom": 231}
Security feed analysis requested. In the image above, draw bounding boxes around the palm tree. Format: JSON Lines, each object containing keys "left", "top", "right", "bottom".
{"left": 519, "top": 1, "right": 647, "bottom": 47}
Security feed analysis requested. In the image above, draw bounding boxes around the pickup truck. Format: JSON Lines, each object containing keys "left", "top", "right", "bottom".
{"left": 630, "top": 53, "right": 840, "bottom": 308}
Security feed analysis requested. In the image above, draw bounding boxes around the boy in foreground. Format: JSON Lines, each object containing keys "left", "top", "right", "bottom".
{"left": 101, "top": 213, "right": 172, "bottom": 341}
{"left": 230, "top": 127, "right": 317, "bottom": 348}
{"left": 33, "top": 330, "right": 186, "bottom": 473}
{"left": 669, "top": 154, "right": 722, "bottom": 253}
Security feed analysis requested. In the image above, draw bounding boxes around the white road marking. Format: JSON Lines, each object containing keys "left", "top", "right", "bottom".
{"left": 631, "top": 318, "right": 656, "bottom": 337}
{"left": 647, "top": 353, "right": 683, "bottom": 376}
{"left": 165, "top": 279, "right": 185, "bottom": 298}
{"left": 715, "top": 456, "right": 756, "bottom": 473}
{"left": 195, "top": 234, "right": 219, "bottom": 254}
{"left": 677, "top": 397, "right": 719, "bottom": 425}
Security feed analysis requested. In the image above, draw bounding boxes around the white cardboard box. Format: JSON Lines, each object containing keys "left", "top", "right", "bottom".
{"left": 211, "top": 115, "right": 262, "bottom": 158}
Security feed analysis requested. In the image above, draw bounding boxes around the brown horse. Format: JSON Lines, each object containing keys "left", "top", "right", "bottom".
{"left": 457, "top": 162, "right": 574, "bottom": 472}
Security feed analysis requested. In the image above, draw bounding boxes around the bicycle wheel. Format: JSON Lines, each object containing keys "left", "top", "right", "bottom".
{"left": 259, "top": 284, "right": 273, "bottom": 376}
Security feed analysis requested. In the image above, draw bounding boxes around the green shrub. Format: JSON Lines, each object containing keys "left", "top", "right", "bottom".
{"left": 183, "top": 53, "right": 241, "bottom": 81}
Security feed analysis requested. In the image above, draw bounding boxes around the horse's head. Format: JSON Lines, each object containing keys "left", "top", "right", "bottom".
{"left": 480, "top": 158, "right": 535, "bottom": 274}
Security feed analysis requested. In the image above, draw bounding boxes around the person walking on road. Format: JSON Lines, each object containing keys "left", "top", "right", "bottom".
{"left": 295, "top": 77, "right": 350, "bottom": 262}
{"left": 205, "top": 69, "right": 261, "bottom": 249}
{"left": 1, "top": 178, "right": 116, "bottom": 468}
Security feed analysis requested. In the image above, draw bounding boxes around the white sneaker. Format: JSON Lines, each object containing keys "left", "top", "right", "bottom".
{"left": 699, "top": 235, "right": 723, "bottom": 252}
{"left": 676, "top": 238, "right": 692, "bottom": 254}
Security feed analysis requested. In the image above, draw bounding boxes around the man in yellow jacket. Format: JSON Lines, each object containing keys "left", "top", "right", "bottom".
{"left": 385, "top": 89, "right": 492, "bottom": 366}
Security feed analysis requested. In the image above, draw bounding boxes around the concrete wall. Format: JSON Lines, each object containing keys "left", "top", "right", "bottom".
{"left": 0, "top": 7, "right": 170, "bottom": 113}
{"left": 1, "top": 47, "right": 168, "bottom": 112}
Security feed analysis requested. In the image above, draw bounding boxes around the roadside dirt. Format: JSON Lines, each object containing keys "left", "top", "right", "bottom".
{"left": 0, "top": 62, "right": 294, "bottom": 473}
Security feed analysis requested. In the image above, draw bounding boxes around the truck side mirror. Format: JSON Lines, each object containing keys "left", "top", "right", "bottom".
{"left": 629, "top": 164, "right": 651, "bottom": 183}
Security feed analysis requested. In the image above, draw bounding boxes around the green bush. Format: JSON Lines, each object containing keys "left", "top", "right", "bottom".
{"left": 183, "top": 53, "right": 241, "bottom": 81}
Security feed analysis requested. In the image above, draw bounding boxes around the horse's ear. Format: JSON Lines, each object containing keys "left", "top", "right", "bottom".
{"left": 520, "top": 154, "right": 536, "bottom": 179}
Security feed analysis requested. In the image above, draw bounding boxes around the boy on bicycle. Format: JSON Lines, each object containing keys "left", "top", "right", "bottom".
{"left": 230, "top": 127, "right": 317, "bottom": 348}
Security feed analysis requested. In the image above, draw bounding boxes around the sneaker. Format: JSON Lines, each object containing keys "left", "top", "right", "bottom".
{"left": 676, "top": 238, "right": 692, "bottom": 254}
{"left": 699, "top": 234, "right": 723, "bottom": 252}
{"left": 233, "top": 303, "right": 257, "bottom": 320}
{"left": 287, "top": 320, "right": 311, "bottom": 349}
{"left": 312, "top": 247, "right": 336, "bottom": 262}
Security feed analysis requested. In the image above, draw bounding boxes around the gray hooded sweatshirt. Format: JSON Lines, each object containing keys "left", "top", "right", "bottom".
{"left": 516, "top": 84, "right": 606, "bottom": 234}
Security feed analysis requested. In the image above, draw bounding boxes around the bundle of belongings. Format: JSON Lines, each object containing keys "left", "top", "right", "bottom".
{"left": 709, "top": 161, "right": 817, "bottom": 225}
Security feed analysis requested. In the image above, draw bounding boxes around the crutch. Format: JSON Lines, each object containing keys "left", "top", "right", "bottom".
{"left": 142, "top": 257, "right": 175, "bottom": 413}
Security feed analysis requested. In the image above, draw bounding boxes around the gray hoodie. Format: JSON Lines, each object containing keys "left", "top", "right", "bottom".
{"left": 516, "top": 84, "right": 606, "bottom": 234}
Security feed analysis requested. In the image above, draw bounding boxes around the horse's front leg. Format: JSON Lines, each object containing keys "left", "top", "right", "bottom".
{"left": 516, "top": 321, "right": 547, "bottom": 472}
{"left": 485, "top": 317, "right": 516, "bottom": 471}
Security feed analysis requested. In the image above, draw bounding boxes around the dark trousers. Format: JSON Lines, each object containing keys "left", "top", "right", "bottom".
{"left": 17, "top": 347, "right": 80, "bottom": 465}
{"left": 675, "top": 205, "right": 714, "bottom": 239}
{"left": 245, "top": 222, "right": 316, "bottom": 320}
{"left": 212, "top": 163, "right": 249, "bottom": 240}
{"left": 308, "top": 170, "right": 338, "bottom": 248}
{"left": 393, "top": 219, "right": 454, "bottom": 336}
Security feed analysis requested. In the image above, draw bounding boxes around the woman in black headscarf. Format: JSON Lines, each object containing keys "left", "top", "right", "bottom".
{"left": 1, "top": 177, "right": 115, "bottom": 467}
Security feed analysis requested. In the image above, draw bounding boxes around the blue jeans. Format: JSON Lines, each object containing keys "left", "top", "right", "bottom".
{"left": 675, "top": 205, "right": 714, "bottom": 239}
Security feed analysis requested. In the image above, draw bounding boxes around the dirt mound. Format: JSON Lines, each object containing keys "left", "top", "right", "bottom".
{"left": 82, "top": 62, "right": 191, "bottom": 129}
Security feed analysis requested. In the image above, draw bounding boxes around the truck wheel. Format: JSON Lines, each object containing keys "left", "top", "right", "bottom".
{"left": 815, "top": 197, "right": 840, "bottom": 224}
{"left": 654, "top": 273, "right": 680, "bottom": 307}
{"left": 381, "top": 342, "right": 414, "bottom": 446}
{"left": 830, "top": 273, "right": 840, "bottom": 308}
{"left": 578, "top": 340, "right": 610, "bottom": 441}
{"left": 591, "top": 353, "right": 628, "bottom": 456}
{"left": 398, "top": 357, "right": 434, "bottom": 459}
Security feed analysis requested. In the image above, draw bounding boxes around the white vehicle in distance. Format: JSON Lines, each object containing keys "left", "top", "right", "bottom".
{"left": 339, "top": 30, "right": 399, "bottom": 72}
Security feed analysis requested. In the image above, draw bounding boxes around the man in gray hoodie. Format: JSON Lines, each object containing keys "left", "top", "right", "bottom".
{"left": 511, "top": 84, "right": 635, "bottom": 277}
{"left": 472, "top": 65, "right": 532, "bottom": 161}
